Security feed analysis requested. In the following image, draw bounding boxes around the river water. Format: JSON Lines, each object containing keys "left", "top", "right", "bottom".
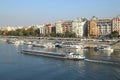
{"left": 0, "top": 42, "right": 120, "bottom": 80}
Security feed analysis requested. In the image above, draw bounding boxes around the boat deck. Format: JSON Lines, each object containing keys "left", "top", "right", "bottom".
{"left": 21, "top": 49, "right": 85, "bottom": 60}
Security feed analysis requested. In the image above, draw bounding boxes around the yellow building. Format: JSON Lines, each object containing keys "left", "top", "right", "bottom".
{"left": 55, "top": 21, "right": 63, "bottom": 34}
{"left": 88, "top": 16, "right": 99, "bottom": 38}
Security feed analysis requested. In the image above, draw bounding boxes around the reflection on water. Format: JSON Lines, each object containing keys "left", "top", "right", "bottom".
{"left": 97, "top": 50, "right": 112, "bottom": 56}
{"left": 84, "top": 48, "right": 120, "bottom": 64}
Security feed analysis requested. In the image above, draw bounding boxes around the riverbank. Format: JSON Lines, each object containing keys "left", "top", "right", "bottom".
{"left": 0, "top": 36, "right": 120, "bottom": 50}
{"left": 83, "top": 40, "right": 120, "bottom": 50}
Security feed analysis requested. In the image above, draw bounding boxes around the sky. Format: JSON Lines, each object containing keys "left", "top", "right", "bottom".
{"left": 0, "top": 0, "right": 120, "bottom": 26}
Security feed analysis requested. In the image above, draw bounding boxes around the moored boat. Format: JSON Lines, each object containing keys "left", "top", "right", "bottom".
{"left": 33, "top": 43, "right": 55, "bottom": 48}
{"left": 55, "top": 41, "right": 83, "bottom": 49}
{"left": 94, "top": 45, "right": 114, "bottom": 53}
{"left": 62, "top": 42, "right": 83, "bottom": 49}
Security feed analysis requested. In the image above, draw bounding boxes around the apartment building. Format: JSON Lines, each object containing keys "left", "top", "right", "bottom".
{"left": 62, "top": 21, "right": 72, "bottom": 33}
{"left": 112, "top": 15, "right": 120, "bottom": 35}
{"left": 72, "top": 18, "right": 87, "bottom": 37}
{"left": 36, "top": 25, "right": 45, "bottom": 34}
{"left": 44, "top": 24, "right": 53, "bottom": 35}
{"left": 55, "top": 21, "right": 63, "bottom": 34}
{"left": 97, "top": 18, "right": 112, "bottom": 36}
{"left": 88, "top": 16, "right": 99, "bottom": 38}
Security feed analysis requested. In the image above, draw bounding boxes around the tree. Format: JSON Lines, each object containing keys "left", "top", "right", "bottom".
{"left": 2, "top": 30, "right": 9, "bottom": 35}
{"left": 64, "top": 31, "right": 77, "bottom": 38}
{"left": 56, "top": 33, "right": 63, "bottom": 37}
{"left": 110, "top": 31, "right": 119, "bottom": 38}
{"left": 35, "top": 28, "right": 40, "bottom": 36}
{"left": 50, "top": 32, "right": 56, "bottom": 37}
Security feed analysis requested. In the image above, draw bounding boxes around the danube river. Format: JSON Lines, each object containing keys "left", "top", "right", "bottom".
{"left": 0, "top": 42, "right": 120, "bottom": 80}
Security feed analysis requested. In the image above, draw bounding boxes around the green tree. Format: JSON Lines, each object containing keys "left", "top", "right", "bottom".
{"left": 35, "top": 28, "right": 40, "bottom": 36}
{"left": 50, "top": 32, "right": 56, "bottom": 37}
{"left": 110, "top": 31, "right": 119, "bottom": 38}
{"left": 64, "top": 31, "right": 77, "bottom": 38}
{"left": 56, "top": 33, "right": 63, "bottom": 37}
{"left": 2, "top": 30, "right": 9, "bottom": 35}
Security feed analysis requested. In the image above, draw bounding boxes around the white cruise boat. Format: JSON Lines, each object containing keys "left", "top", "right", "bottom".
{"left": 95, "top": 45, "right": 114, "bottom": 53}
{"left": 33, "top": 43, "right": 55, "bottom": 48}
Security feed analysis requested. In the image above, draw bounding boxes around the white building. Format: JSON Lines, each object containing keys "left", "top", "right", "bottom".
{"left": 72, "top": 18, "right": 87, "bottom": 37}
{"left": 97, "top": 18, "right": 112, "bottom": 36}
{"left": 55, "top": 21, "right": 63, "bottom": 34}
{"left": 36, "top": 25, "right": 45, "bottom": 34}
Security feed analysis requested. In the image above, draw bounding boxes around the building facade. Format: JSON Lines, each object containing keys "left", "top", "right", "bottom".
{"left": 112, "top": 15, "right": 120, "bottom": 35}
{"left": 97, "top": 19, "right": 112, "bottom": 36}
{"left": 36, "top": 25, "right": 45, "bottom": 34}
{"left": 55, "top": 21, "right": 63, "bottom": 34}
{"left": 62, "top": 21, "right": 72, "bottom": 33}
{"left": 44, "top": 24, "right": 53, "bottom": 36}
{"left": 72, "top": 18, "right": 87, "bottom": 37}
{"left": 88, "top": 16, "right": 99, "bottom": 38}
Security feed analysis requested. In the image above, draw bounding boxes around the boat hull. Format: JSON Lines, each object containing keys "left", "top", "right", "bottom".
{"left": 21, "top": 49, "right": 84, "bottom": 60}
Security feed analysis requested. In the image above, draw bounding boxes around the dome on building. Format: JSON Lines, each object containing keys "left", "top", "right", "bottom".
{"left": 91, "top": 16, "right": 98, "bottom": 21}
